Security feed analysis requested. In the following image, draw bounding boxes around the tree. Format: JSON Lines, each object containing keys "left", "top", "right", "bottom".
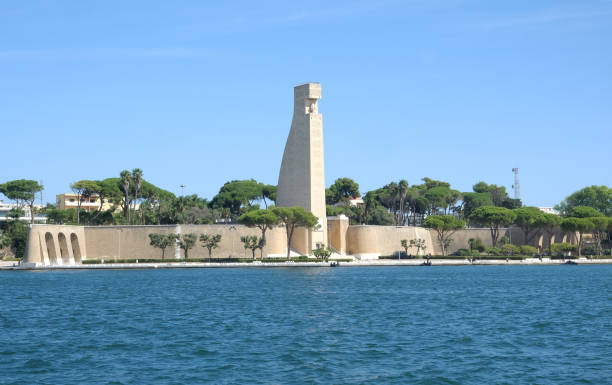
{"left": 200, "top": 234, "right": 222, "bottom": 261}
{"left": 468, "top": 237, "right": 485, "bottom": 252}
{"left": 148, "top": 233, "right": 177, "bottom": 260}
{"left": 260, "top": 184, "right": 277, "bottom": 209}
{"left": 272, "top": 206, "right": 320, "bottom": 259}
{"left": 532, "top": 213, "right": 561, "bottom": 255}
{"left": 70, "top": 180, "right": 100, "bottom": 225}
{"left": 513, "top": 206, "right": 543, "bottom": 244}
{"left": 313, "top": 247, "right": 332, "bottom": 261}
{"left": 131, "top": 168, "right": 143, "bottom": 224}
{"left": 469, "top": 206, "right": 517, "bottom": 247}
{"left": 567, "top": 206, "right": 603, "bottom": 219}
{"left": 560, "top": 218, "right": 594, "bottom": 257}
{"left": 178, "top": 233, "right": 197, "bottom": 260}
{"left": 409, "top": 238, "right": 427, "bottom": 256}
{"left": 210, "top": 179, "right": 264, "bottom": 217}
{"left": 461, "top": 192, "right": 493, "bottom": 219}
{"left": 0, "top": 179, "right": 43, "bottom": 224}
{"left": 400, "top": 239, "right": 409, "bottom": 257}
{"left": 556, "top": 185, "right": 612, "bottom": 216}
{"left": 551, "top": 242, "right": 578, "bottom": 257}
{"left": 589, "top": 217, "right": 609, "bottom": 256}
{"left": 240, "top": 235, "right": 262, "bottom": 259}
{"left": 120, "top": 170, "right": 131, "bottom": 222}
{"left": 423, "top": 215, "right": 465, "bottom": 256}
{"left": 326, "top": 177, "right": 361, "bottom": 205}
{"left": 238, "top": 209, "right": 279, "bottom": 257}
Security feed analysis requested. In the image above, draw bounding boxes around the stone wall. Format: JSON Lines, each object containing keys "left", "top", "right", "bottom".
{"left": 24, "top": 224, "right": 288, "bottom": 266}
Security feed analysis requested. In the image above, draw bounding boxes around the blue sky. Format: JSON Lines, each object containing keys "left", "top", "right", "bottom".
{"left": 1, "top": 0, "right": 610, "bottom": 207}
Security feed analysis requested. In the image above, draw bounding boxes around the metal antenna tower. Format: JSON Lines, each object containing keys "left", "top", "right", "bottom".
{"left": 511, "top": 168, "right": 520, "bottom": 200}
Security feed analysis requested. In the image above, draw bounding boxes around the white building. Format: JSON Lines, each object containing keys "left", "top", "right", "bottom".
{"left": 0, "top": 200, "right": 47, "bottom": 222}
{"left": 538, "top": 207, "right": 559, "bottom": 215}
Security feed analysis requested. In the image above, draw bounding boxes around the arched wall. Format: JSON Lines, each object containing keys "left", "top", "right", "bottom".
{"left": 71, "top": 233, "right": 82, "bottom": 263}
{"left": 57, "top": 233, "right": 70, "bottom": 264}
{"left": 45, "top": 232, "right": 57, "bottom": 265}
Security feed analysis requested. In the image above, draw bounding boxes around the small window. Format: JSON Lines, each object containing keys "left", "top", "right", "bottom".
{"left": 69, "top": 199, "right": 75, "bottom": 202}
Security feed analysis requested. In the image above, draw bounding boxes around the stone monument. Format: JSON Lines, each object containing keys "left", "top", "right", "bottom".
{"left": 276, "top": 83, "right": 327, "bottom": 255}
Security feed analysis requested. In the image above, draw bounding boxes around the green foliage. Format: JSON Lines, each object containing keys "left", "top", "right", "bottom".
{"left": 468, "top": 237, "right": 485, "bottom": 252}
{"left": 7, "top": 208, "right": 24, "bottom": 220}
{"left": 148, "top": 233, "right": 177, "bottom": 260}
{"left": 498, "top": 235, "right": 510, "bottom": 246}
{"left": 313, "top": 247, "right": 332, "bottom": 260}
{"left": 409, "top": 238, "right": 427, "bottom": 256}
{"left": 501, "top": 244, "right": 520, "bottom": 256}
{"left": 566, "top": 206, "right": 604, "bottom": 218}
{"left": 469, "top": 206, "right": 517, "bottom": 247}
{"left": 556, "top": 185, "right": 612, "bottom": 216}
{"left": 461, "top": 192, "right": 493, "bottom": 219}
{"left": 550, "top": 242, "right": 578, "bottom": 256}
{"left": 561, "top": 217, "right": 595, "bottom": 256}
{"left": 177, "top": 233, "right": 197, "bottom": 260}
{"left": 423, "top": 215, "right": 465, "bottom": 256}
{"left": 326, "top": 178, "right": 360, "bottom": 205}
{"left": 513, "top": 206, "right": 544, "bottom": 242}
{"left": 272, "top": 206, "right": 320, "bottom": 258}
{"left": 455, "top": 248, "right": 473, "bottom": 257}
{"left": 238, "top": 209, "right": 278, "bottom": 234}
{"left": 0, "top": 179, "right": 43, "bottom": 206}
{"left": 532, "top": 213, "right": 561, "bottom": 254}
{"left": 240, "top": 235, "right": 263, "bottom": 259}
{"left": 200, "top": 234, "right": 222, "bottom": 260}
{"left": 520, "top": 245, "right": 538, "bottom": 255}
{"left": 0, "top": 220, "right": 28, "bottom": 258}
{"left": 210, "top": 179, "right": 270, "bottom": 217}
{"left": 365, "top": 206, "right": 395, "bottom": 225}
{"left": 484, "top": 247, "right": 502, "bottom": 255}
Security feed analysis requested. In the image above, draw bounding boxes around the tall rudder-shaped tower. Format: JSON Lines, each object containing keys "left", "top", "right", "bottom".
{"left": 276, "top": 83, "right": 327, "bottom": 255}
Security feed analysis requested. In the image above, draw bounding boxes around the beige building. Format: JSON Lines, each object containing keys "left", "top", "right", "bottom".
{"left": 56, "top": 193, "right": 109, "bottom": 212}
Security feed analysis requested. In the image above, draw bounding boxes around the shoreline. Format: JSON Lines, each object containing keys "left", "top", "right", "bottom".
{"left": 2, "top": 258, "right": 612, "bottom": 270}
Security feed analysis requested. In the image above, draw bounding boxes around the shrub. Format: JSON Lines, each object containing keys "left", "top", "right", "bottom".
{"left": 313, "top": 247, "right": 332, "bottom": 260}
{"left": 519, "top": 245, "right": 538, "bottom": 256}
{"left": 455, "top": 248, "right": 472, "bottom": 257}
{"left": 468, "top": 237, "right": 485, "bottom": 252}
{"left": 550, "top": 243, "right": 578, "bottom": 256}
{"left": 485, "top": 247, "right": 502, "bottom": 255}
{"left": 501, "top": 244, "right": 520, "bottom": 256}
{"left": 498, "top": 235, "right": 510, "bottom": 246}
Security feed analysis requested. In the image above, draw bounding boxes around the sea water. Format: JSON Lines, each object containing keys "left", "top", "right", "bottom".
{"left": 1, "top": 265, "right": 610, "bottom": 384}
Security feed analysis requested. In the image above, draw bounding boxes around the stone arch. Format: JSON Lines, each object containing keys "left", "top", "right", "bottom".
{"left": 70, "top": 233, "right": 82, "bottom": 263}
{"left": 57, "top": 233, "right": 70, "bottom": 264}
{"left": 45, "top": 232, "right": 57, "bottom": 265}
{"left": 535, "top": 234, "right": 544, "bottom": 253}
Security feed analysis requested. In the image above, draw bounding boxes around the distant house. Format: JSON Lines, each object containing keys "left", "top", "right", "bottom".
{"left": 538, "top": 207, "right": 559, "bottom": 215}
{"left": 0, "top": 200, "right": 47, "bottom": 222}
{"left": 55, "top": 193, "right": 136, "bottom": 213}
{"left": 332, "top": 197, "right": 364, "bottom": 208}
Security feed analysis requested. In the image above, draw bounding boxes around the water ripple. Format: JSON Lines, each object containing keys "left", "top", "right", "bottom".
{"left": 0, "top": 266, "right": 611, "bottom": 384}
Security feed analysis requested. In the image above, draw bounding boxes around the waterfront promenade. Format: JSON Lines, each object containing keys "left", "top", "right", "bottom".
{"left": 3, "top": 258, "right": 611, "bottom": 270}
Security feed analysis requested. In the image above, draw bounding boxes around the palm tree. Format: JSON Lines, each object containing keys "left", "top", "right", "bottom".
{"left": 120, "top": 170, "right": 131, "bottom": 223}
{"left": 131, "top": 168, "right": 143, "bottom": 224}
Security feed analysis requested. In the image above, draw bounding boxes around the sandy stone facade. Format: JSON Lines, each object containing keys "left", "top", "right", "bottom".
{"left": 276, "top": 83, "right": 327, "bottom": 255}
